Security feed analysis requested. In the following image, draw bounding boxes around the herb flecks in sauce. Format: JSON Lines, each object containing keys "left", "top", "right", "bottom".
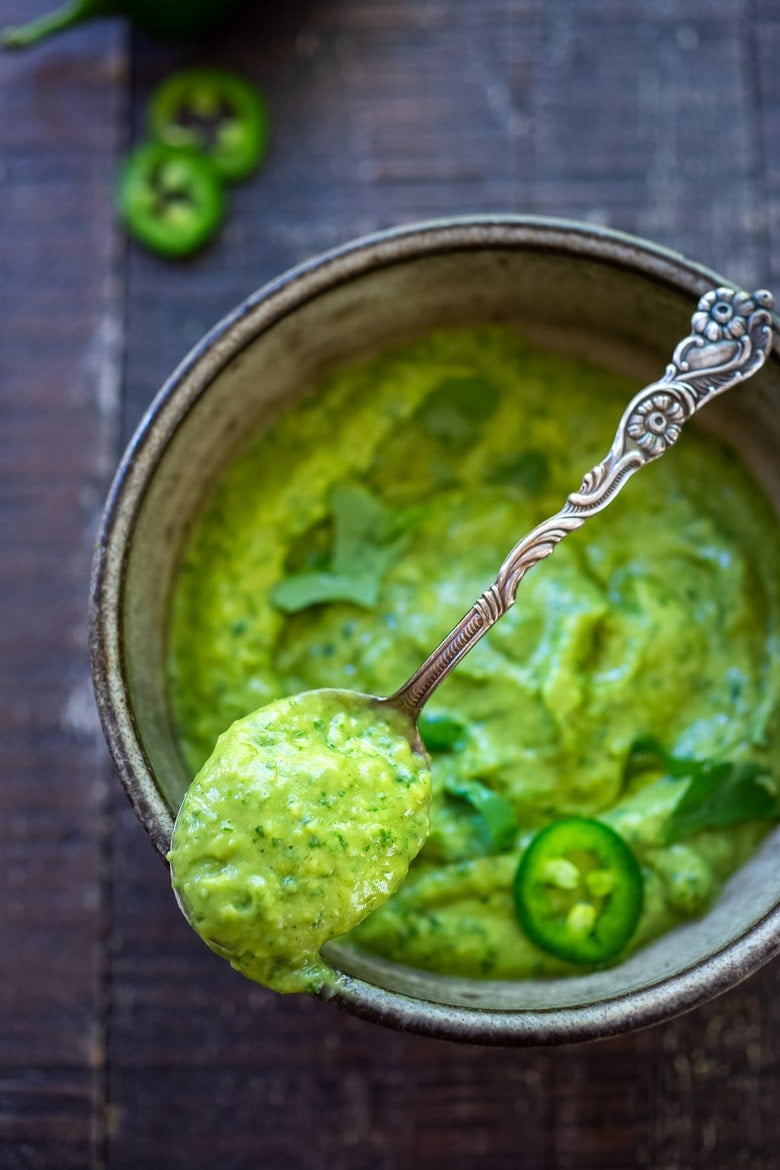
{"left": 169, "top": 327, "right": 780, "bottom": 982}
{"left": 169, "top": 691, "right": 431, "bottom": 993}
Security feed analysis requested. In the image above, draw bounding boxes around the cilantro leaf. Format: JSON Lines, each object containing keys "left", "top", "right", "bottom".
{"left": 627, "top": 737, "right": 780, "bottom": 844}
{"left": 628, "top": 736, "right": 700, "bottom": 779}
{"left": 419, "top": 376, "right": 498, "bottom": 445}
{"left": 489, "top": 450, "right": 550, "bottom": 494}
{"left": 663, "top": 763, "right": 778, "bottom": 843}
{"left": 444, "top": 776, "right": 518, "bottom": 853}
{"left": 270, "top": 484, "right": 405, "bottom": 613}
{"left": 270, "top": 571, "right": 380, "bottom": 612}
{"left": 329, "top": 484, "right": 389, "bottom": 577}
{"left": 419, "top": 711, "right": 468, "bottom": 752}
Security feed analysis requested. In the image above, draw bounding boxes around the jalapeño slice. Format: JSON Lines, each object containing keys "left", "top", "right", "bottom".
{"left": 118, "top": 142, "right": 224, "bottom": 258}
{"left": 513, "top": 817, "right": 643, "bottom": 964}
{"left": 149, "top": 69, "right": 269, "bottom": 183}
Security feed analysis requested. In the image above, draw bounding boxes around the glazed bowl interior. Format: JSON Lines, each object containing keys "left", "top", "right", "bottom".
{"left": 95, "top": 221, "right": 780, "bottom": 1042}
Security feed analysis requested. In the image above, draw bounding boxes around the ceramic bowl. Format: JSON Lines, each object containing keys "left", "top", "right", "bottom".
{"left": 90, "top": 216, "right": 780, "bottom": 1045}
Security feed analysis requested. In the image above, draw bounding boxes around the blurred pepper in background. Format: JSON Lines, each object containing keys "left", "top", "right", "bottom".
{"left": 3, "top": 0, "right": 246, "bottom": 48}
{"left": 117, "top": 69, "right": 269, "bottom": 257}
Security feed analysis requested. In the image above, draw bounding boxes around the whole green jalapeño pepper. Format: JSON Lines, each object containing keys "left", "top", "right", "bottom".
{"left": 3, "top": 0, "right": 245, "bottom": 48}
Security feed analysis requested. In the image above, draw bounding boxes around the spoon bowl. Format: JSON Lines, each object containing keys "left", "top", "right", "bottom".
{"left": 168, "top": 686, "right": 432, "bottom": 992}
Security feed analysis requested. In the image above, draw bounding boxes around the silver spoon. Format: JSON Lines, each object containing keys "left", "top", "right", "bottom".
{"left": 180, "top": 285, "right": 776, "bottom": 764}
{"left": 376, "top": 285, "right": 775, "bottom": 748}
{"left": 171, "top": 287, "right": 774, "bottom": 980}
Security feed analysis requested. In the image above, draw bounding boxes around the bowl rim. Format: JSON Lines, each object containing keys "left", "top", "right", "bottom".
{"left": 89, "top": 214, "right": 780, "bottom": 1045}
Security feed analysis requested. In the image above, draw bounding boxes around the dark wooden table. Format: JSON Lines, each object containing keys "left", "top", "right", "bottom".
{"left": 1, "top": 2, "right": 778, "bottom": 1166}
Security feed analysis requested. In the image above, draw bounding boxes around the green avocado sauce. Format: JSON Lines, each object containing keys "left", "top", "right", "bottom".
{"left": 168, "top": 691, "right": 431, "bottom": 993}
{"left": 168, "top": 326, "right": 780, "bottom": 985}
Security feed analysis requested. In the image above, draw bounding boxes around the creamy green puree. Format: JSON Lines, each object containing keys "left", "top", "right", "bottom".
{"left": 168, "top": 690, "right": 431, "bottom": 992}
{"left": 169, "top": 327, "right": 780, "bottom": 983}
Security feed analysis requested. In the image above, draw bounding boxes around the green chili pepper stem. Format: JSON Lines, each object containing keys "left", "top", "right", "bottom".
{"left": 2, "top": 0, "right": 114, "bottom": 48}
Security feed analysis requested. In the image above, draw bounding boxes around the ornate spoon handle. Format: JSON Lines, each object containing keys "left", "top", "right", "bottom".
{"left": 388, "top": 287, "right": 775, "bottom": 719}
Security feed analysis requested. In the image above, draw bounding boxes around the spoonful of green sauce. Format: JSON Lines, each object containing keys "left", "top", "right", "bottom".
{"left": 169, "top": 287, "right": 774, "bottom": 993}
{"left": 169, "top": 690, "right": 430, "bottom": 992}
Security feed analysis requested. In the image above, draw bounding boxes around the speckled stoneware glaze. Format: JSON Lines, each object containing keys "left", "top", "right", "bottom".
{"left": 90, "top": 217, "right": 780, "bottom": 1046}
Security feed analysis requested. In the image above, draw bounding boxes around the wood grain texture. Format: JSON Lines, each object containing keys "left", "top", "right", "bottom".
{"left": 755, "top": 0, "right": 780, "bottom": 290}
{"left": 526, "top": 0, "right": 770, "bottom": 286}
{"left": 0, "top": 0, "right": 778, "bottom": 1166}
{"left": 0, "top": 2, "right": 126, "bottom": 1166}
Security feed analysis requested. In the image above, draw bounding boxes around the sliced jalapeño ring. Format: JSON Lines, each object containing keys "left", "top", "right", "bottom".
{"left": 118, "top": 142, "right": 224, "bottom": 258}
{"left": 149, "top": 68, "right": 269, "bottom": 183}
{"left": 513, "top": 816, "right": 644, "bottom": 964}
